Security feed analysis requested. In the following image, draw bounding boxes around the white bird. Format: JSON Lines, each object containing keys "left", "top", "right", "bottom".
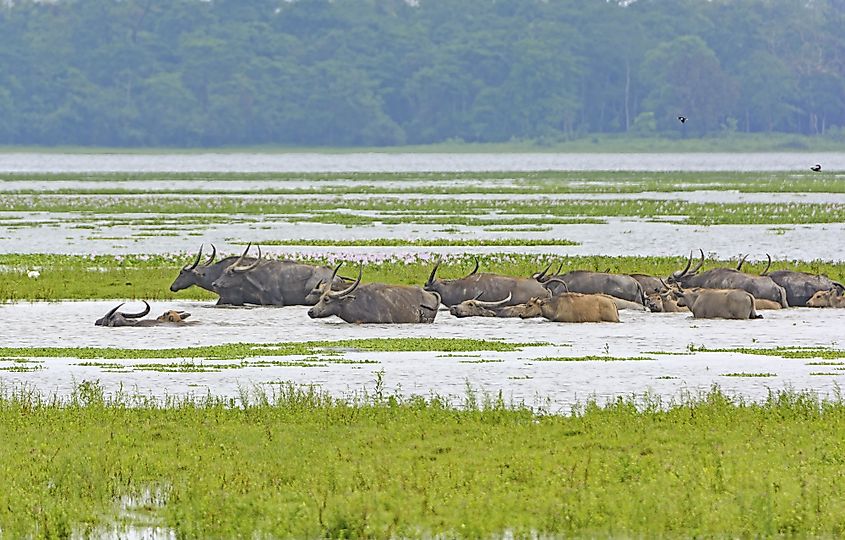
{"left": 27, "top": 270, "right": 40, "bottom": 279}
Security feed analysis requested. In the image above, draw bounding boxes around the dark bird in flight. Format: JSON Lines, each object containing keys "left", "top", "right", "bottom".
{"left": 811, "top": 164, "right": 822, "bottom": 172}
{"left": 677, "top": 115, "right": 687, "bottom": 124}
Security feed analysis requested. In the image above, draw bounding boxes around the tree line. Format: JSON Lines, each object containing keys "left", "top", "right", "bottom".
{"left": 1, "top": 0, "right": 844, "bottom": 147}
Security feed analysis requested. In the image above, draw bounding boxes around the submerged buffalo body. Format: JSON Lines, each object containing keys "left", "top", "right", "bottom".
{"left": 210, "top": 244, "right": 347, "bottom": 306}
{"left": 448, "top": 293, "right": 527, "bottom": 318}
{"left": 95, "top": 302, "right": 192, "bottom": 327}
{"left": 543, "top": 271, "right": 645, "bottom": 305}
{"left": 764, "top": 270, "right": 844, "bottom": 307}
{"left": 424, "top": 259, "right": 547, "bottom": 307}
{"left": 308, "top": 265, "right": 440, "bottom": 324}
{"left": 516, "top": 293, "right": 620, "bottom": 323}
{"left": 669, "top": 250, "right": 788, "bottom": 307}
{"left": 628, "top": 273, "right": 666, "bottom": 296}
{"left": 675, "top": 288, "right": 762, "bottom": 320}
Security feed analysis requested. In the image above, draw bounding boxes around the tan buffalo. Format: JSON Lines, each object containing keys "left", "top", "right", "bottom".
{"left": 754, "top": 298, "right": 783, "bottom": 310}
{"left": 646, "top": 289, "right": 689, "bottom": 312}
{"left": 807, "top": 289, "right": 845, "bottom": 308}
{"left": 675, "top": 288, "right": 762, "bottom": 319}
{"left": 517, "top": 292, "right": 619, "bottom": 323}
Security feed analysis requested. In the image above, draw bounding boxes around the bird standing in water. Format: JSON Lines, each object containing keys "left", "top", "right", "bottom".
{"left": 811, "top": 164, "right": 822, "bottom": 172}
{"left": 677, "top": 115, "right": 687, "bottom": 124}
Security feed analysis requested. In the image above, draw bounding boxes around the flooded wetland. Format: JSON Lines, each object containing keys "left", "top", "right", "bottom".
{"left": 3, "top": 153, "right": 845, "bottom": 537}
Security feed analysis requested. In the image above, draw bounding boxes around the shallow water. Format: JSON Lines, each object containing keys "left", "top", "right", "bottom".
{"left": 1, "top": 300, "right": 843, "bottom": 408}
{"left": 2, "top": 152, "right": 845, "bottom": 172}
{"left": 2, "top": 213, "right": 842, "bottom": 261}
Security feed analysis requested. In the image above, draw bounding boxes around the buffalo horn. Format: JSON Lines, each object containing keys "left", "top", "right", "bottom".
{"left": 534, "top": 261, "right": 553, "bottom": 281}
{"left": 736, "top": 253, "right": 748, "bottom": 271}
{"left": 124, "top": 301, "right": 151, "bottom": 319}
{"left": 184, "top": 244, "right": 204, "bottom": 271}
{"left": 204, "top": 244, "right": 217, "bottom": 266}
{"left": 102, "top": 302, "right": 125, "bottom": 321}
{"left": 544, "top": 277, "right": 569, "bottom": 292}
{"left": 233, "top": 244, "right": 262, "bottom": 273}
{"left": 689, "top": 248, "right": 705, "bottom": 275}
{"left": 474, "top": 292, "right": 512, "bottom": 307}
{"left": 329, "top": 264, "right": 362, "bottom": 298}
{"left": 554, "top": 261, "right": 563, "bottom": 276}
{"left": 426, "top": 258, "right": 441, "bottom": 287}
{"left": 672, "top": 250, "right": 694, "bottom": 279}
{"left": 761, "top": 254, "right": 771, "bottom": 276}
{"left": 465, "top": 257, "right": 480, "bottom": 278}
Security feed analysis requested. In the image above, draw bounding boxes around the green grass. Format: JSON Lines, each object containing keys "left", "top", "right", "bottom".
{"left": 3, "top": 252, "right": 844, "bottom": 301}
{"left": 4, "top": 189, "right": 845, "bottom": 225}
{"left": 0, "top": 338, "right": 538, "bottom": 361}
{"left": 4, "top": 170, "right": 845, "bottom": 194}
{"left": 3, "top": 384, "right": 845, "bottom": 537}
{"left": 692, "top": 346, "right": 845, "bottom": 360}
{"left": 721, "top": 372, "right": 777, "bottom": 378}
{"left": 244, "top": 238, "right": 579, "bottom": 247}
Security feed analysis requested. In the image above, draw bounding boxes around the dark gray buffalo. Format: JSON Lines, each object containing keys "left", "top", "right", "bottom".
{"left": 541, "top": 271, "right": 646, "bottom": 305}
{"left": 210, "top": 244, "right": 348, "bottom": 306}
{"left": 668, "top": 249, "right": 789, "bottom": 307}
{"left": 737, "top": 254, "right": 844, "bottom": 307}
{"left": 448, "top": 293, "right": 528, "bottom": 318}
{"left": 424, "top": 258, "right": 548, "bottom": 307}
{"left": 95, "top": 302, "right": 193, "bottom": 327}
{"left": 308, "top": 265, "right": 440, "bottom": 323}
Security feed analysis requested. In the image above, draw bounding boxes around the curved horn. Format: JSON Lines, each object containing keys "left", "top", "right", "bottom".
{"left": 736, "top": 253, "right": 748, "bottom": 271}
{"left": 761, "top": 254, "right": 772, "bottom": 276}
{"left": 534, "top": 261, "right": 553, "bottom": 281}
{"left": 555, "top": 261, "right": 563, "bottom": 276}
{"left": 659, "top": 278, "right": 670, "bottom": 290}
{"left": 689, "top": 248, "right": 705, "bottom": 275}
{"left": 329, "top": 264, "right": 362, "bottom": 298}
{"left": 123, "top": 301, "right": 151, "bottom": 319}
{"left": 184, "top": 244, "right": 204, "bottom": 271}
{"left": 472, "top": 291, "right": 485, "bottom": 301}
{"left": 204, "top": 244, "right": 217, "bottom": 266}
{"left": 102, "top": 302, "right": 125, "bottom": 321}
{"left": 544, "top": 277, "right": 569, "bottom": 292}
{"left": 464, "top": 257, "right": 480, "bottom": 278}
{"left": 672, "top": 250, "right": 694, "bottom": 278}
{"left": 233, "top": 244, "right": 262, "bottom": 273}
{"left": 426, "top": 259, "right": 441, "bottom": 287}
{"left": 474, "top": 292, "right": 512, "bottom": 307}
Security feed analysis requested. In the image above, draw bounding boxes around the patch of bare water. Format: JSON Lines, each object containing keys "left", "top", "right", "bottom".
{"left": 1, "top": 213, "right": 842, "bottom": 261}
{"left": 1, "top": 301, "right": 843, "bottom": 409}
{"left": 2, "top": 152, "right": 845, "bottom": 172}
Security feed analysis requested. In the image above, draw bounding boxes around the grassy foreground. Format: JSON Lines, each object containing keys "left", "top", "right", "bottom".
{"left": 2, "top": 384, "right": 845, "bottom": 537}
{"left": 2, "top": 252, "right": 843, "bottom": 301}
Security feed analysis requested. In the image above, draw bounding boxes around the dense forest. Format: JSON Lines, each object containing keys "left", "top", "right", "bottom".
{"left": 1, "top": 0, "right": 844, "bottom": 147}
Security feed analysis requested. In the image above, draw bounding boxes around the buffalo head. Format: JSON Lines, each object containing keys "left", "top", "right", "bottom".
{"left": 170, "top": 244, "right": 216, "bottom": 292}
{"left": 307, "top": 263, "right": 362, "bottom": 319}
{"left": 95, "top": 301, "right": 151, "bottom": 327}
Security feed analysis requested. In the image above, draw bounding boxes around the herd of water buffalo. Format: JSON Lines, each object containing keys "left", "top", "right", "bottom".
{"left": 94, "top": 244, "right": 845, "bottom": 326}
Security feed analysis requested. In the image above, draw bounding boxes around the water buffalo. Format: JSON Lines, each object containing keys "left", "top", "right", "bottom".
{"left": 210, "top": 244, "right": 348, "bottom": 306}
{"left": 674, "top": 287, "right": 762, "bottom": 319}
{"left": 516, "top": 292, "right": 620, "bottom": 323}
{"left": 424, "top": 258, "right": 548, "bottom": 307}
{"left": 448, "top": 293, "right": 527, "bottom": 318}
{"left": 308, "top": 264, "right": 441, "bottom": 323}
{"left": 807, "top": 289, "right": 845, "bottom": 308}
{"left": 169, "top": 244, "right": 259, "bottom": 305}
{"left": 95, "top": 302, "right": 193, "bottom": 327}
{"left": 542, "top": 271, "right": 646, "bottom": 305}
{"left": 646, "top": 289, "right": 689, "bottom": 312}
{"left": 736, "top": 254, "right": 843, "bottom": 307}
{"left": 669, "top": 249, "right": 788, "bottom": 307}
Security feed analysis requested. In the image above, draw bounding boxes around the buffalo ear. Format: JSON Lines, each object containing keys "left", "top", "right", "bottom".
{"left": 179, "top": 312, "right": 191, "bottom": 320}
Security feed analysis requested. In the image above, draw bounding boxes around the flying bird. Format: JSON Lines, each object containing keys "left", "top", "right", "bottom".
{"left": 811, "top": 164, "right": 822, "bottom": 172}
{"left": 677, "top": 115, "right": 687, "bottom": 124}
